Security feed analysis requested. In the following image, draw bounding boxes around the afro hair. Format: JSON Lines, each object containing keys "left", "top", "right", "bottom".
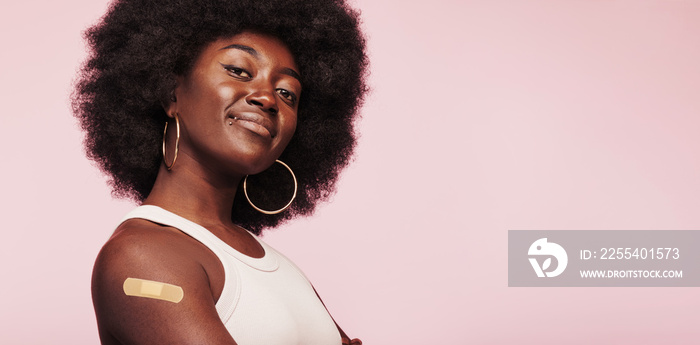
{"left": 73, "top": 0, "right": 368, "bottom": 234}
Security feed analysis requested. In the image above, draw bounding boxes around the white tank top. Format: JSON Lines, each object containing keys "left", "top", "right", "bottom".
{"left": 121, "top": 205, "right": 342, "bottom": 345}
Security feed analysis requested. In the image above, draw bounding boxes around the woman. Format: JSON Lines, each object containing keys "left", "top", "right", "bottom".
{"left": 73, "top": 0, "right": 368, "bottom": 344}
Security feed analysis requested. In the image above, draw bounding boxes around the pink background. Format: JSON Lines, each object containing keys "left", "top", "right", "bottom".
{"left": 2, "top": 0, "right": 699, "bottom": 343}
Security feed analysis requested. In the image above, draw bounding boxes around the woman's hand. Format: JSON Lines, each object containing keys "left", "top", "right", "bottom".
{"left": 310, "top": 285, "right": 362, "bottom": 345}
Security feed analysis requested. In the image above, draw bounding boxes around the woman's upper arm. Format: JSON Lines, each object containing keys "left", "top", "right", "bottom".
{"left": 92, "top": 229, "right": 236, "bottom": 345}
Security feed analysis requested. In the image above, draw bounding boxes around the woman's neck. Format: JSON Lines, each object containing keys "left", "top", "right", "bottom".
{"left": 144, "top": 155, "right": 243, "bottom": 229}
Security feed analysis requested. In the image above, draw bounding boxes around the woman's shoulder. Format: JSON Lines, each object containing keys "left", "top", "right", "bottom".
{"left": 98, "top": 219, "right": 199, "bottom": 265}
{"left": 92, "top": 218, "right": 219, "bottom": 291}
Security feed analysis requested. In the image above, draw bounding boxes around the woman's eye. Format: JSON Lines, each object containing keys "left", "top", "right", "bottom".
{"left": 276, "top": 89, "right": 297, "bottom": 105}
{"left": 222, "top": 65, "right": 251, "bottom": 78}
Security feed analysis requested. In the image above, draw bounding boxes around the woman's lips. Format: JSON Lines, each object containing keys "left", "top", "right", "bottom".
{"left": 228, "top": 113, "right": 276, "bottom": 139}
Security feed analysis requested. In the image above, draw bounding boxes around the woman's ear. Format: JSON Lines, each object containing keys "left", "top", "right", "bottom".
{"left": 161, "top": 76, "right": 181, "bottom": 117}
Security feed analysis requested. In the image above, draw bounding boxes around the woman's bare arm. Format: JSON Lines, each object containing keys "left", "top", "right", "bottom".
{"left": 92, "top": 222, "right": 236, "bottom": 345}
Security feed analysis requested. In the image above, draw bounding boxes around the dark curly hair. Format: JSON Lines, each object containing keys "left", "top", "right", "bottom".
{"left": 73, "top": 0, "right": 368, "bottom": 234}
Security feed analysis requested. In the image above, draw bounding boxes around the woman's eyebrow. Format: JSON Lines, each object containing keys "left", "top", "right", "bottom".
{"left": 281, "top": 67, "right": 302, "bottom": 83}
{"left": 220, "top": 44, "right": 258, "bottom": 56}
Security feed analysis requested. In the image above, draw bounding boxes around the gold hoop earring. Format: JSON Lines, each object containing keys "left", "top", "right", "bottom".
{"left": 162, "top": 113, "right": 180, "bottom": 171}
{"left": 243, "top": 160, "right": 298, "bottom": 215}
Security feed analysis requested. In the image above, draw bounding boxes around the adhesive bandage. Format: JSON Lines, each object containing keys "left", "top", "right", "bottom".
{"left": 123, "top": 277, "right": 184, "bottom": 303}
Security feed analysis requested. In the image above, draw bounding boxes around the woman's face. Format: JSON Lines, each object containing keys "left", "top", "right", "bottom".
{"left": 169, "top": 31, "right": 301, "bottom": 176}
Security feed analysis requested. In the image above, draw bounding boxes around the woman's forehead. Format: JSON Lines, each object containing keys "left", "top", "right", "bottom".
{"left": 202, "top": 32, "right": 299, "bottom": 71}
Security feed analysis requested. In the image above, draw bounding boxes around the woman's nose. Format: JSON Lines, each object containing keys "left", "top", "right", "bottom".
{"left": 245, "top": 84, "right": 278, "bottom": 114}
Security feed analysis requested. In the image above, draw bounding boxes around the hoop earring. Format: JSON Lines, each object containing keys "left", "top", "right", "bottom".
{"left": 244, "top": 160, "right": 298, "bottom": 215}
{"left": 162, "top": 113, "right": 180, "bottom": 171}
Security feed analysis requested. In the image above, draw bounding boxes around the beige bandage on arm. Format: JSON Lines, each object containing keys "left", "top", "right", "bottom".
{"left": 123, "top": 277, "right": 184, "bottom": 303}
